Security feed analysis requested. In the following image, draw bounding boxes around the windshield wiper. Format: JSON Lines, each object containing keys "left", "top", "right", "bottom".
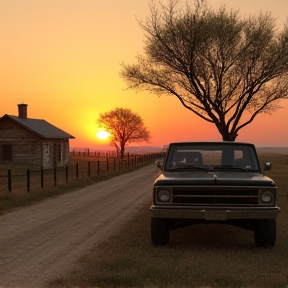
{"left": 171, "top": 164, "right": 209, "bottom": 171}
{"left": 212, "top": 165, "right": 257, "bottom": 171}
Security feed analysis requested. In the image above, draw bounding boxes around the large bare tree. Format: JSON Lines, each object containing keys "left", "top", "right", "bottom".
{"left": 96, "top": 107, "right": 150, "bottom": 158}
{"left": 121, "top": 0, "right": 288, "bottom": 141}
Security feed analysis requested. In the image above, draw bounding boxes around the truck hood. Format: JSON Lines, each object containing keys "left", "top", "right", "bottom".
{"left": 154, "top": 171, "right": 276, "bottom": 187}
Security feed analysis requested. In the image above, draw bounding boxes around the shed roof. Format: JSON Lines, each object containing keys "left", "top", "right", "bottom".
{"left": 0, "top": 114, "right": 75, "bottom": 139}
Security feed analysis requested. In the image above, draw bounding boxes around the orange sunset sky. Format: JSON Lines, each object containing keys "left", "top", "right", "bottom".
{"left": 1, "top": 0, "right": 288, "bottom": 149}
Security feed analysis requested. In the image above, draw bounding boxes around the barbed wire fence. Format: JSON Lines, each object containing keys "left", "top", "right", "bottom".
{"left": 0, "top": 152, "right": 164, "bottom": 194}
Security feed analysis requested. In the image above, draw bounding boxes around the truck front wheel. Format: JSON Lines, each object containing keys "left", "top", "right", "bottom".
{"left": 254, "top": 219, "right": 276, "bottom": 248}
{"left": 151, "top": 217, "right": 170, "bottom": 246}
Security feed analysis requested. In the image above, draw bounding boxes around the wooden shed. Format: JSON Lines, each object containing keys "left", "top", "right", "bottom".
{"left": 0, "top": 104, "right": 75, "bottom": 168}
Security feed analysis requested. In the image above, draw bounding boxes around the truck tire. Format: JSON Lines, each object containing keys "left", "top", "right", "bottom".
{"left": 254, "top": 219, "right": 276, "bottom": 248}
{"left": 151, "top": 217, "right": 170, "bottom": 246}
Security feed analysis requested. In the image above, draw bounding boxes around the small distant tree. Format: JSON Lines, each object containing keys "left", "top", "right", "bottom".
{"left": 96, "top": 108, "right": 150, "bottom": 159}
{"left": 121, "top": 0, "right": 288, "bottom": 141}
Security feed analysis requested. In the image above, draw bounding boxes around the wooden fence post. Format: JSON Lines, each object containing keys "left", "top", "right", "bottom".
{"left": 76, "top": 163, "right": 79, "bottom": 179}
{"left": 27, "top": 169, "right": 30, "bottom": 192}
{"left": 8, "top": 169, "right": 12, "bottom": 192}
{"left": 54, "top": 168, "right": 57, "bottom": 186}
{"left": 66, "top": 165, "right": 68, "bottom": 183}
{"left": 41, "top": 167, "right": 44, "bottom": 189}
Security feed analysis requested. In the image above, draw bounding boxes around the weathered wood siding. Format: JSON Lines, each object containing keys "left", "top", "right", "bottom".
{"left": 0, "top": 118, "right": 70, "bottom": 168}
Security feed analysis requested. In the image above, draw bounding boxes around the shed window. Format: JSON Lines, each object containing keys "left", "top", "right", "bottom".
{"left": 1, "top": 145, "right": 12, "bottom": 161}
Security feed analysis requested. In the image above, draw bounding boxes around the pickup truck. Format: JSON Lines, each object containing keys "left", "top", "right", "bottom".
{"left": 151, "top": 142, "right": 280, "bottom": 247}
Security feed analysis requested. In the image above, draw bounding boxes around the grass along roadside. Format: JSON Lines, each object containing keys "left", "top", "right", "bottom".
{"left": 50, "top": 153, "right": 288, "bottom": 288}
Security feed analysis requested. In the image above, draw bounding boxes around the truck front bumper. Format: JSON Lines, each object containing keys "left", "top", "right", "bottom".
{"left": 150, "top": 205, "right": 281, "bottom": 220}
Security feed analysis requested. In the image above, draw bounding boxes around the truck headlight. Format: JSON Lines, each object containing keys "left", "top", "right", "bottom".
{"left": 157, "top": 189, "right": 171, "bottom": 202}
{"left": 261, "top": 191, "right": 274, "bottom": 203}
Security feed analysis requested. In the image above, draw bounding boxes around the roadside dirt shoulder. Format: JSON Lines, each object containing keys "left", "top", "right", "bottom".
{"left": 0, "top": 164, "right": 159, "bottom": 288}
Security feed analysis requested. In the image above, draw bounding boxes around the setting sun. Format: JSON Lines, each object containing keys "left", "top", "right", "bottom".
{"left": 96, "top": 130, "right": 110, "bottom": 140}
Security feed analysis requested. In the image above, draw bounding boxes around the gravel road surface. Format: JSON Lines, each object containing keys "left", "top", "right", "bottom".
{"left": 0, "top": 164, "right": 159, "bottom": 288}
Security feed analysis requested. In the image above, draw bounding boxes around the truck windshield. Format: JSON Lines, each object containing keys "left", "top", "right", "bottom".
{"left": 165, "top": 143, "right": 260, "bottom": 172}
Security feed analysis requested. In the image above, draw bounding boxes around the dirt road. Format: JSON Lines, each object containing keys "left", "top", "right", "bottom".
{"left": 0, "top": 164, "right": 159, "bottom": 288}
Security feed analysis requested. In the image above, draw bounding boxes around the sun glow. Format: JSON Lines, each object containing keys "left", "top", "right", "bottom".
{"left": 96, "top": 130, "right": 110, "bottom": 140}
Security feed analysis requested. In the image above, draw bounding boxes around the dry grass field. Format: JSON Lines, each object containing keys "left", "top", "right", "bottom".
{"left": 49, "top": 152, "right": 288, "bottom": 288}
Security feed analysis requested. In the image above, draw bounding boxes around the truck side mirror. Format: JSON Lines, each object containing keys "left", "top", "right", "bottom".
{"left": 155, "top": 159, "right": 163, "bottom": 169}
{"left": 264, "top": 162, "right": 271, "bottom": 171}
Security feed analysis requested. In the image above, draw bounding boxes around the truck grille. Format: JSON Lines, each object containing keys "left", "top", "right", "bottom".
{"left": 172, "top": 187, "right": 259, "bottom": 206}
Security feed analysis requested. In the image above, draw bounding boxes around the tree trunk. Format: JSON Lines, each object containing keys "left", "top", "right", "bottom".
{"left": 217, "top": 123, "right": 238, "bottom": 141}
{"left": 114, "top": 143, "right": 120, "bottom": 158}
{"left": 221, "top": 132, "right": 238, "bottom": 141}
{"left": 120, "top": 146, "right": 125, "bottom": 159}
